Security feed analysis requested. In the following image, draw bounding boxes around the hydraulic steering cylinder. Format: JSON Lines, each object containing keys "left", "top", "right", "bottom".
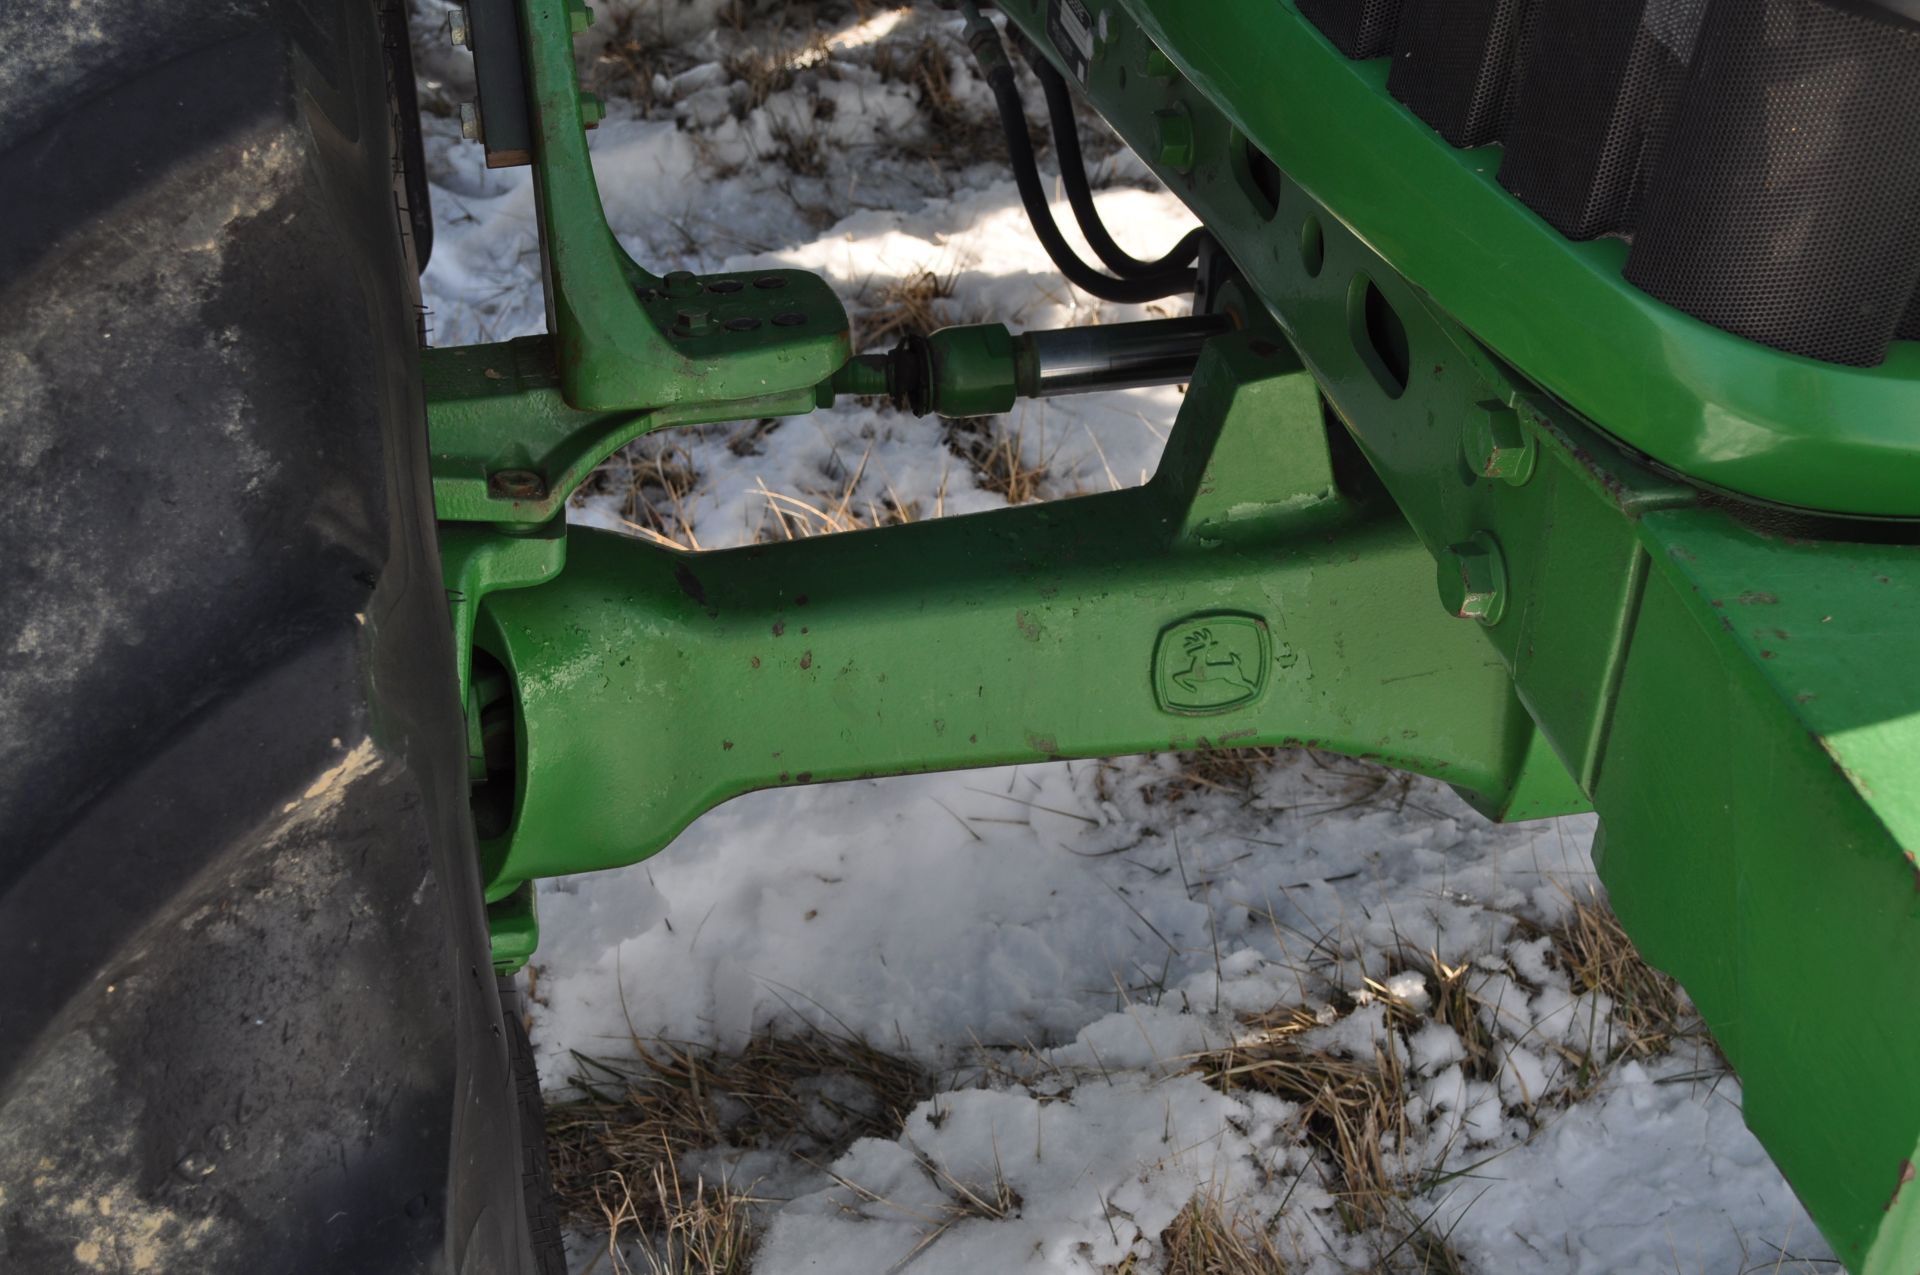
{"left": 831, "top": 314, "right": 1233, "bottom": 418}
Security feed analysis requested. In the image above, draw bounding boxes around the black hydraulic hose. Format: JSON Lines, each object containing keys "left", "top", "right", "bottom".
{"left": 959, "top": 3, "right": 1196, "bottom": 305}
{"left": 1032, "top": 56, "right": 1208, "bottom": 281}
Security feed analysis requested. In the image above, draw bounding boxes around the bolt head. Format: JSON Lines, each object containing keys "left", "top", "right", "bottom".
{"left": 1436, "top": 531, "right": 1507, "bottom": 626}
{"left": 662, "top": 270, "right": 701, "bottom": 299}
{"left": 489, "top": 470, "right": 545, "bottom": 501}
{"left": 1154, "top": 107, "right": 1195, "bottom": 173}
{"left": 448, "top": 5, "right": 471, "bottom": 47}
{"left": 458, "top": 101, "right": 482, "bottom": 142}
{"left": 568, "top": 1, "right": 594, "bottom": 33}
{"left": 578, "top": 93, "right": 606, "bottom": 128}
{"left": 674, "top": 306, "right": 713, "bottom": 336}
{"left": 1462, "top": 401, "right": 1533, "bottom": 484}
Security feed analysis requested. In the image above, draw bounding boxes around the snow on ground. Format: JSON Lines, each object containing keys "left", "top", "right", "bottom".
{"left": 413, "top": 3, "right": 1836, "bottom": 1271}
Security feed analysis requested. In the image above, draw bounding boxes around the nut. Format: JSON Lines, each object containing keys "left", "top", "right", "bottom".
{"left": 489, "top": 469, "right": 545, "bottom": 501}
{"left": 1463, "top": 401, "right": 1534, "bottom": 485}
{"left": 1154, "top": 106, "right": 1195, "bottom": 173}
{"left": 1436, "top": 530, "right": 1507, "bottom": 626}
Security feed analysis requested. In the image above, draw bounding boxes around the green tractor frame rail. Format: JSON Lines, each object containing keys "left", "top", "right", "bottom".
{"left": 431, "top": 0, "right": 1920, "bottom": 1269}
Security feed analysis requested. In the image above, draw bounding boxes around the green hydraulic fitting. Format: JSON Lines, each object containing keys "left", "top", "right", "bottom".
{"left": 832, "top": 323, "right": 1021, "bottom": 417}
{"left": 827, "top": 315, "right": 1232, "bottom": 418}
{"left": 830, "top": 354, "right": 892, "bottom": 400}
{"left": 929, "top": 323, "right": 1023, "bottom": 416}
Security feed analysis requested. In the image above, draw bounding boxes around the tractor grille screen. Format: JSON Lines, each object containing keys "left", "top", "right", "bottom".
{"left": 1497, "top": 0, "right": 1707, "bottom": 239}
{"left": 1296, "top": 0, "right": 1407, "bottom": 59}
{"left": 1386, "top": 0, "right": 1538, "bottom": 147}
{"left": 1301, "top": 0, "right": 1920, "bottom": 367}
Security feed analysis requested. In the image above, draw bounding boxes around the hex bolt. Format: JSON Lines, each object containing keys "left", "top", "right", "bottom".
{"left": 1463, "top": 400, "right": 1535, "bottom": 485}
{"left": 448, "top": 5, "right": 471, "bottom": 48}
{"left": 662, "top": 270, "right": 701, "bottom": 299}
{"left": 578, "top": 93, "right": 606, "bottom": 128}
{"left": 458, "top": 102, "right": 483, "bottom": 142}
{"left": 1142, "top": 44, "right": 1178, "bottom": 80}
{"left": 567, "top": 0, "right": 595, "bottom": 34}
{"left": 674, "top": 306, "right": 713, "bottom": 337}
{"left": 1436, "top": 530, "right": 1507, "bottom": 626}
{"left": 1154, "top": 106, "right": 1195, "bottom": 173}
{"left": 489, "top": 469, "right": 546, "bottom": 501}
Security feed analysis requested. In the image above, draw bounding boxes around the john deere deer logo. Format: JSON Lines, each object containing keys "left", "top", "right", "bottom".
{"left": 1153, "top": 613, "right": 1270, "bottom": 714}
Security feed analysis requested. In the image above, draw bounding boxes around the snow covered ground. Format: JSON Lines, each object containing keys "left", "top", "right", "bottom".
{"left": 412, "top": 3, "right": 1837, "bottom": 1271}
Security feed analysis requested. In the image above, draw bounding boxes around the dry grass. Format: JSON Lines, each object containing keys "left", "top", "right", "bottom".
{"left": 1186, "top": 876, "right": 1700, "bottom": 1270}
{"left": 1161, "top": 1192, "right": 1292, "bottom": 1275}
{"left": 871, "top": 36, "right": 1014, "bottom": 165}
{"left": 750, "top": 445, "right": 925, "bottom": 540}
{"left": 722, "top": 28, "right": 833, "bottom": 118}
{"left": 548, "top": 1028, "right": 933, "bottom": 1266}
{"left": 1194, "top": 1017, "right": 1468, "bottom": 1271}
{"left": 1151, "top": 745, "right": 1291, "bottom": 806}
{"left": 576, "top": 427, "right": 935, "bottom": 549}
{"left": 1379, "top": 951, "right": 1502, "bottom": 1087}
{"left": 588, "top": 8, "right": 698, "bottom": 113}
{"left": 1522, "top": 883, "right": 1699, "bottom": 1072}
{"left": 854, "top": 267, "right": 960, "bottom": 350}
{"left": 768, "top": 114, "right": 831, "bottom": 177}
{"left": 576, "top": 434, "right": 705, "bottom": 548}
{"left": 593, "top": 1146, "right": 759, "bottom": 1275}
{"left": 810, "top": 1139, "right": 1021, "bottom": 1269}
{"left": 1200, "top": 1010, "right": 1416, "bottom": 1236}
{"left": 1128, "top": 747, "right": 1425, "bottom": 820}
{"left": 944, "top": 416, "right": 1053, "bottom": 504}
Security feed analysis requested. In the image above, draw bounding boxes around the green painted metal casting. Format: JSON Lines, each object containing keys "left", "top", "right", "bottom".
{"left": 424, "top": 0, "right": 1920, "bottom": 1267}
{"left": 519, "top": 0, "right": 850, "bottom": 414}
{"left": 472, "top": 335, "right": 1587, "bottom": 901}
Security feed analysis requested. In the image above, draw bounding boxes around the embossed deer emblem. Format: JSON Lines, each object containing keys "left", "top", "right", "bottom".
{"left": 1170, "top": 626, "right": 1258, "bottom": 698}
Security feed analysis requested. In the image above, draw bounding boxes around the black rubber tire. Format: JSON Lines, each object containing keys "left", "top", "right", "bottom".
{"left": 501, "top": 977, "right": 570, "bottom": 1275}
{"left": 0, "top": 0, "right": 541, "bottom": 1270}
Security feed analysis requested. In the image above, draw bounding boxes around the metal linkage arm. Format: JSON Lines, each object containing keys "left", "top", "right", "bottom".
{"left": 470, "top": 334, "right": 1585, "bottom": 907}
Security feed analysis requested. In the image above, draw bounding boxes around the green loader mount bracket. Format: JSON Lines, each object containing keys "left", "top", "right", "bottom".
{"left": 427, "top": 1, "right": 1920, "bottom": 1270}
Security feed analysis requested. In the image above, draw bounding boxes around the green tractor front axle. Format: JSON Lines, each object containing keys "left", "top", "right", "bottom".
{"left": 427, "top": 0, "right": 1920, "bottom": 1269}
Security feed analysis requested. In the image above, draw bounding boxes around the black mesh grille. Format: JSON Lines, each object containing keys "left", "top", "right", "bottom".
{"left": 1386, "top": 0, "right": 1539, "bottom": 147}
{"left": 1297, "top": 0, "right": 1408, "bottom": 59}
{"left": 1305, "top": 0, "right": 1920, "bottom": 365}
{"left": 1497, "top": 0, "right": 1708, "bottom": 238}
{"left": 1623, "top": 0, "right": 1920, "bottom": 365}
